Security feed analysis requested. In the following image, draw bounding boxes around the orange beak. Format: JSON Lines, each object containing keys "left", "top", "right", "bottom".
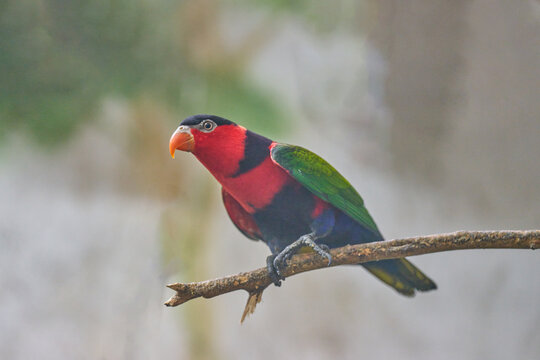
{"left": 169, "top": 126, "right": 195, "bottom": 158}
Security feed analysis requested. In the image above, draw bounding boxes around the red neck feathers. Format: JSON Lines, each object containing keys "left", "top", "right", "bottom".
{"left": 191, "top": 125, "right": 291, "bottom": 212}
{"left": 191, "top": 125, "right": 246, "bottom": 178}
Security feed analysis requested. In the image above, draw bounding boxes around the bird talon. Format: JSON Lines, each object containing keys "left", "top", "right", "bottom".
{"left": 319, "top": 244, "right": 330, "bottom": 252}
{"left": 266, "top": 255, "right": 284, "bottom": 286}
{"left": 314, "top": 243, "right": 332, "bottom": 266}
{"left": 323, "top": 252, "right": 332, "bottom": 266}
{"left": 273, "top": 255, "right": 283, "bottom": 271}
{"left": 273, "top": 247, "right": 293, "bottom": 271}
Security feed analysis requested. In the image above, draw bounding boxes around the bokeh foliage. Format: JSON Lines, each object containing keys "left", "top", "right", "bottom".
{"left": 0, "top": 0, "right": 284, "bottom": 146}
{"left": 234, "top": 0, "right": 368, "bottom": 32}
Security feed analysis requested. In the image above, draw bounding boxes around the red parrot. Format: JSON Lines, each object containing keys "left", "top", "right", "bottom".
{"left": 169, "top": 114, "right": 436, "bottom": 295}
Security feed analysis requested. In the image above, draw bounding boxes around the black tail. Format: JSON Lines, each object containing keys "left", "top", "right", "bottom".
{"left": 362, "top": 258, "right": 437, "bottom": 296}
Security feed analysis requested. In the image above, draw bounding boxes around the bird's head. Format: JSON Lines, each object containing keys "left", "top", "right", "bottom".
{"left": 169, "top": 114, "right": 240, "bottom": 157}
{"left": 169, "top": 114, "right": 247, "bottom": 176}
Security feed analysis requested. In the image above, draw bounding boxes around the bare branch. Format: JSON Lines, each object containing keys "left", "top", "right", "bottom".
{"left": 164, "top": 230, "right": 539, "bottom": 320}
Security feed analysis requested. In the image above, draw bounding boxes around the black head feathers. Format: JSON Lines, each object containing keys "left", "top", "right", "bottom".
{"left": 180, "top": 114, "right": 236, "bottom": 127}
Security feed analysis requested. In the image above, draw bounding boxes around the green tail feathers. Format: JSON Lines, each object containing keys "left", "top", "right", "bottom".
{"left": 363, "top": 259, "right": 437, "bottom": 296}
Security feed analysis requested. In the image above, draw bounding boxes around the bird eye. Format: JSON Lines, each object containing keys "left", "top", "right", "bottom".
{"left": 200, "top": 120, "right": 215, "bottom": 132}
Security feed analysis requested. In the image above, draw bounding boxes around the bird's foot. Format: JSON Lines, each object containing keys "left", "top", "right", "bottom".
{"left": 272, "top": 234, "right": 332, "bottom": 278}
{"left": 318, "top": 243, "right": 331, "bottom": 253}
{"left": 311, "top": 242, "right": 332, "bottom": 266}
{"left": 266, "top": 255, "right": 283, "bottom": 287}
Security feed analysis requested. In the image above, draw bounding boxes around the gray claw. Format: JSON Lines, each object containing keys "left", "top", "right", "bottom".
{"left": 313, "top": 243, "right": 332, "bottom": 266}
{"left": 266, "top": 255, "right": 283, "bottom": 286}
{"left": 273, "top": 254, "right": 286, "bottom": 277}
{"left": 319, "top": 244, "right": 330, "bottom": 252}
{"left": 268, "top": 234, "right": 332, "bottom": 284}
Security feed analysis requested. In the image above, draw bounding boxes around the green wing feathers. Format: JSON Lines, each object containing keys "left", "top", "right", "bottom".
{"left": 271, "top": 144, "right": 437, "bottom": 295}
{"left": 270, "top": 144, "right": 379, "bottom": 233}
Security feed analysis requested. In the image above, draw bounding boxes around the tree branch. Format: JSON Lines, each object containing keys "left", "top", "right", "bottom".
{"left": 164, "top": 230, "right": 539, "bottom": 321}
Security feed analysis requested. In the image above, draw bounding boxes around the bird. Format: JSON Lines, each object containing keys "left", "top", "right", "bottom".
{"left": 169, "top": 114, "right": 437, "bottom": 296}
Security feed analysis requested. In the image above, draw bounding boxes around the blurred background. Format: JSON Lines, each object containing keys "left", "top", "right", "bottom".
{"left": 1, "top": 0, "right": 539, "bottom": 359}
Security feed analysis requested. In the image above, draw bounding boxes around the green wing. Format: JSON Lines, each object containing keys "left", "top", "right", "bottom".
{"left": 270, "top": 143, "right": 380, "bottom": 233}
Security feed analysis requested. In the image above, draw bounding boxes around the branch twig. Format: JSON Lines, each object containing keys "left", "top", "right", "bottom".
{"left": 165, "top": 230, "right": 539, "bottom": 321}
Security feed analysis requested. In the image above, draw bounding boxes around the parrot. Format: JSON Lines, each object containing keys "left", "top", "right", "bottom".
{"left": 169, "top": 114, "right": 437, "bottom": 296}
